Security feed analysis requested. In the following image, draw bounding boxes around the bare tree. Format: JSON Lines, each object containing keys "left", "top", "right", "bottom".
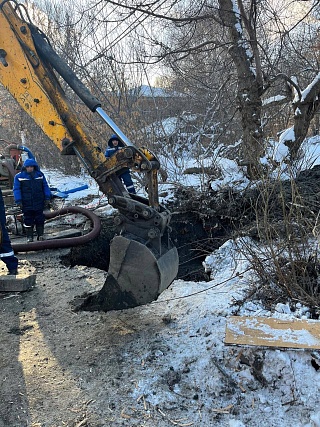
{"left": 90, "top": 0, "right": 320, "bottom": 174}
{"left": 5, "top": 0, "right": 320, "bottom": 176}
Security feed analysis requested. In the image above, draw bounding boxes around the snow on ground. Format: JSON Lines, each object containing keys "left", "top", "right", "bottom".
{"left": 40, "top": 136, "right": 320, "bottom": 426}
{"left": 44, "top": 168, "right": 100, "bottom": 201}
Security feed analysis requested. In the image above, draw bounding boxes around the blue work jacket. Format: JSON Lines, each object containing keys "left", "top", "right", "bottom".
{"left": 13, "top": 162, "right": 51, "bottom": 211}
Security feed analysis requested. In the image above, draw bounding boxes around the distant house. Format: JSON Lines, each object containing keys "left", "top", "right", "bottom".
{"left": 128, "top": 85, "right": 183, "bottom": 99}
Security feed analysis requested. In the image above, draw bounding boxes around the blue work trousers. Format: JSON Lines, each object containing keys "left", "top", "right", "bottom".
{"left": 120, "top": 170, "right": 136, "bottom": 194}
{"left": 23, "top": 209, "right": 45, "bottom": 227}
{"left": 0, "top": 211, "right": 18, "bottom": 272}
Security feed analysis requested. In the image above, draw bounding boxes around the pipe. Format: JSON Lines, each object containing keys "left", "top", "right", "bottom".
{"left": 12, "top": 206, "right": 101, "bottom": 253}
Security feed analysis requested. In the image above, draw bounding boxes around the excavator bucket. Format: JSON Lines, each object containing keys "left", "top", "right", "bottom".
{"left": 108, "top": 236, "right": 179, "bottom": 306}
{"left": 78, "top": 235, "right": 179, "bottom": 312}
{"left": 83, "top": 194, "right": 180, "bottom": 311}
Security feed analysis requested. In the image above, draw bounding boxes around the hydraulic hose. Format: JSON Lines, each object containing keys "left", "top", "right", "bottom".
{"left": 12, "top": 206, "right": 101, "bottom": 253}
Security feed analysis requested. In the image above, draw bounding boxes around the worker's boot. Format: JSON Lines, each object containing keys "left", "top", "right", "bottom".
{"left": 25, "top": 226, "right": 34, "bottom": 243}
{"left": 36, "top": 224, "right": 45, "bottom": 241}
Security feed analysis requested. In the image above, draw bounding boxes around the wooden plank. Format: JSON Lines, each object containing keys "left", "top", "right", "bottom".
{"left": 225, "top": 316, "right": 320, "bottom": 349}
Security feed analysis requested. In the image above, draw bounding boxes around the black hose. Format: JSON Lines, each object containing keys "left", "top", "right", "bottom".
{"left": 12, "top": 206, "right": 101, "bottom": 253}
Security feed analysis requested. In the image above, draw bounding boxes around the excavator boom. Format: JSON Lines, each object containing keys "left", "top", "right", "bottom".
{"left": 0, "top": 0, "right": 179, "bottom": 308}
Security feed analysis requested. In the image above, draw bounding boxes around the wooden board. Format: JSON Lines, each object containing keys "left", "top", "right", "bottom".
{"left": 225, "top": 316, "right": 320, "bottom": 349}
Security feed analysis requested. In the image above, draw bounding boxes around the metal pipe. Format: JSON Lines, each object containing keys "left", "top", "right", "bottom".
{"left": 12, "top": 206, "right": 101, "bottom": 252}
{"left": 95, "top": 107, "right": 134, "bottom": 147}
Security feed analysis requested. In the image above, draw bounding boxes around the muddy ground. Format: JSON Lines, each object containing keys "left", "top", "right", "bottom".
{"left": 1, "top": 245, "right": 236, "bottom": 427}
{"left": 0, "top": 248, "right": 178, "bottom": 427}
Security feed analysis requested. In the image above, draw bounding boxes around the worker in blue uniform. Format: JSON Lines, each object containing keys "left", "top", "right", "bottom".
{"left": 13, "top": 158, "right": 51, "bottom": 242}
{"left": 0, "top": 189, "right": 18, "bottom": 275}
{"left": 105, "top": 135, "right": 136, "bottom": 194}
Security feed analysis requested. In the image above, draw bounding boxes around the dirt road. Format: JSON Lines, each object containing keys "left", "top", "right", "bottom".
{"left": 0, "top": 249, "right": 204, "bottom": 427}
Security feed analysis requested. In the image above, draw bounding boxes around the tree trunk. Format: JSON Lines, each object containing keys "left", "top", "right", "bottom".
{"left": 283, "top": 73, "right": 320, "bottom": 160}
{"left": 218, "top": 0, "right": 263, "bottom": 178}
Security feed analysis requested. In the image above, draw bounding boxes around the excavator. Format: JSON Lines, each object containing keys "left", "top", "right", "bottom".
{"left": 0, "top": 0, "right": 179, "bottom": 308}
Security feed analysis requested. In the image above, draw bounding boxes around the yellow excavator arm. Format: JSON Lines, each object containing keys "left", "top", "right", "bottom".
{"left": 0, "top": 0, "right": 179, "bottom": 308}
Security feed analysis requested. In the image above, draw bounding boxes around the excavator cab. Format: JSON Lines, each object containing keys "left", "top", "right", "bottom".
{"left": 0, "top": 0, "right": 179, "bottom": 308}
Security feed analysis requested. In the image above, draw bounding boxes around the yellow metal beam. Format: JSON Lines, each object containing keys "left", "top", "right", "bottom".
{"left": 0, "top": 6, "right": 72, "bottom": 147}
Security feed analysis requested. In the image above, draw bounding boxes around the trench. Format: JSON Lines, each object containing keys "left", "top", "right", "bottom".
{"left": 59, "top": 207, "right": 232, "bottom": 313}
{"left": 61, "top": 212, "right": 228, "bottom": 282}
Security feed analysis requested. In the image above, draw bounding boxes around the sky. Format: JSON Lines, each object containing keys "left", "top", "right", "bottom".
{"left": 40, "top": 132, "right": 320, "bottom": 426}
